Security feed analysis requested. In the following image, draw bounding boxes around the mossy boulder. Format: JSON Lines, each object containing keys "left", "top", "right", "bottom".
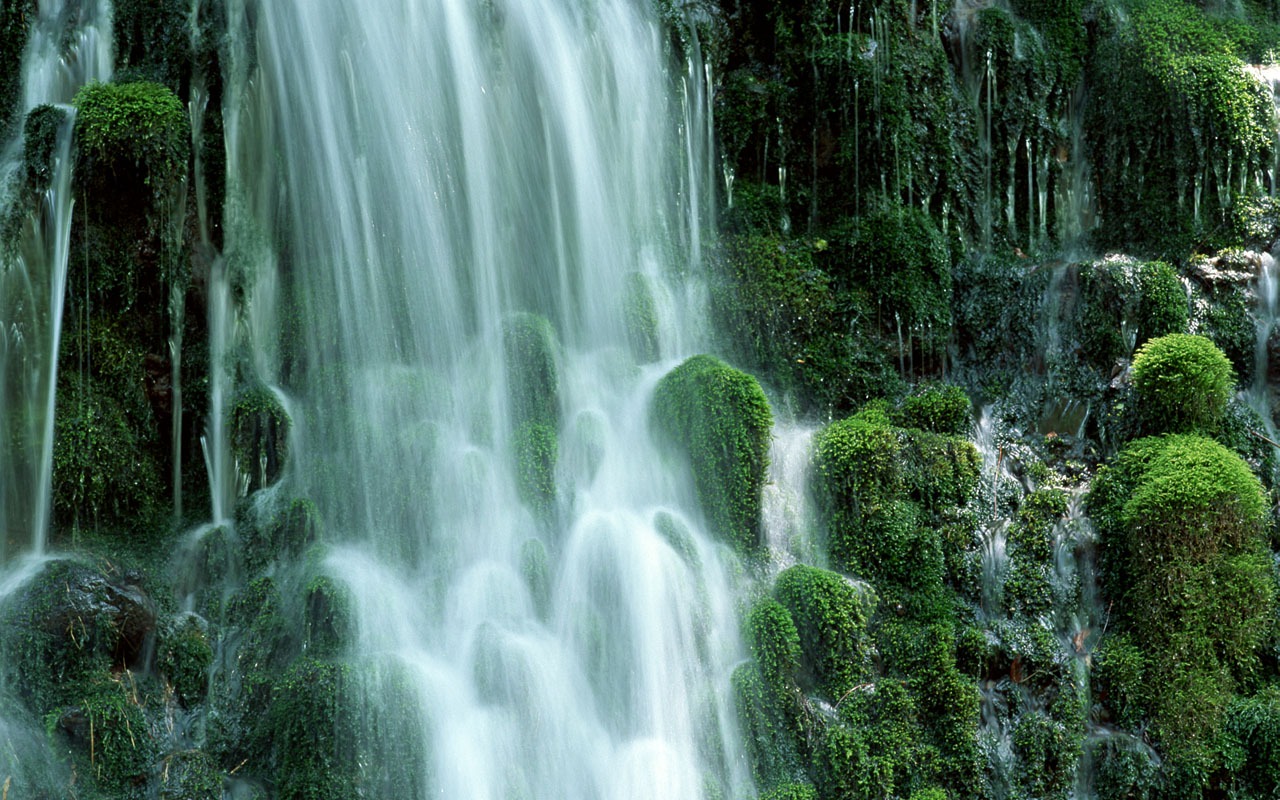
{"left": 1129, "top": 333, "right": 1235, "bottom": 435}
{"left": 304, "top": 575, "right": 353, "bottom": 658}
{"left": 230, "top": 385, "right": 291, "bottom": 492}
{"left": 259, "top": 658, "right": 359, "bottom": 800}
{"left": 158, "top": 613, "right": 213, "bottom": 706}
{"left": 21, "top": 104, "right": 67, "bottom": 193}
{"left": 894, "top": 383, "right": 972, "bottom": 437}
{"left": 1074, "top": 258, "right": 1188, "bottom": 372}
{"left": 773, "top": 564, "right": 874, "bottom": 702}
{"left": 746, "top": 597, "right": 802, "bottom": 703}
{"left": 623, "top": 272, "right": 660, "bottom": 363}
{"left": 503, "top": 312, "right": 560, "bottom": 431}
{"left": 651, "top": 355, "right": 772, "bottom": 554}
{"left": 513, "top": 421, "right": 557, "bottom": 522}
{"left": 73, "top": 80, "right": 188, "bottom": 198}
{"left": 1091, "top": 433, "right": 1273, "bottom": 786}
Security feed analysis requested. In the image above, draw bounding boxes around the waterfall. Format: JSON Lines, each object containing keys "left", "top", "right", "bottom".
{"left": 0, "top": 0, "right": 112, "bottom": 557}
{"left": 220, "top": 1, "right": 749, "bottom": 797}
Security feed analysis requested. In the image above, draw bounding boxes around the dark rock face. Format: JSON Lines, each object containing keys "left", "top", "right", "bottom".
{"left": 11, "top": 560, "right": 158, "bottom": 681}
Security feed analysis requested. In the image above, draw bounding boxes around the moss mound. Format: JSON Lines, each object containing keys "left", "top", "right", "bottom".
{"left": 651, "top": 355, "right": 773, "bottom": 554}
{"left": 1130, "top": 333, "right": 1235, "bottom": 435}
{"left": 73, "top": 80, "right": 188, "bottom": 195}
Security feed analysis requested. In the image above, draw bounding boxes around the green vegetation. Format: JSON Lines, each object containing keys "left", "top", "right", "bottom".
{"left": 651, "top": 355, "right": 772, "bottom": 554}
{"left": 624, "top": 272, "right": 660, "bottom": 363}
{"left": 1091, "top": 433, "right": 1274, "bottom": 790}
{"left": 773, "top": 564, "right": 874, "bottom": 702}
{"left": 514, "top": 421, "right": 557, "bottom": 521}
{"left": 73, "top": 81, "right": 188, "bottom": 197}
{"left": 21, "top": 103, "right": 66, "bottom": 192}
{"left": 1129, "top": 333, "right": 1235, "bottom": 435}
{"left": 894, "top": 383, "right": 972, "bottom": 437}
{"left": 1073, "top": 258, "right": 1188, "bottom": 372}
{"left": 158, "top": 615, "right": 213, "bottom": 706}
{"left": 231, "top": 385, "right": 292, "bottom": 492}
{"left": 1089, "top": 0, "right": 1273, "bottom": 253}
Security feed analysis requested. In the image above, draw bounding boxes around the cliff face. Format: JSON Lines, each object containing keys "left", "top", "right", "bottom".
{"left": 3, "top": 0, "right": 1280, "bottom": 798}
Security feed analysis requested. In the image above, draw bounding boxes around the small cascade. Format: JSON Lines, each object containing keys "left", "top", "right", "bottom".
{"left": 973, "top": 406, "right": 1010, "bottom": 617}
{"left": 0, "top": 0, "right": 113, "bottom": 557}
{"left": 1248, "top": 253, "right": 1280, "bottom": 465}
{"left": 760, "top": 424, "right": 821, "bottom": 571}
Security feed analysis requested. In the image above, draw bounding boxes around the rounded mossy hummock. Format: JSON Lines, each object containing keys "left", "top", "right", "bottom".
{"left": 72, "top": 80, "right": 188, "bottom": 198}
{"left": 651, "top": 354, "right": 773, "bottom": 555}
{"left": 1129, "top": 333, "right": 1235, "bottom": 435}
{"left": 20, "top": 104, "right": 67, "bottom": 193}
{"left": 304, "top": 574, "right": 353, "bottom": 658}
{"left": 623, "top": 271, "right": 660, "bottom": 363}
{"left": 502, "top": 312, "right": 561, "bottom": 431}
{"left": 1074, "top": 258, "right": 1189, "bottom": 373}
{"left": 513, "top": 421, "right": 557, "bottom": 522}
{"left": 746, "top": 597, "right": 801, "bottom": 701}
{"left": 259, "top": 657, "right": 359, "bottom": 800}
{"left": 894, "top": 383, "right": 972, "bottom": 437}
{"left": 158, "top": 613, "right": 214, "bottom": 706}
{"left": 230, "top": 385, "right": 292, "bottom": 493}
{"left": 773, "top": 564, "right": 874, "bottom": 702}
{"left": 1090, "top": 433, "right": 1273, "bottom": 787}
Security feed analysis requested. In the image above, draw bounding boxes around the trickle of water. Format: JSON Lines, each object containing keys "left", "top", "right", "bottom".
{"left": 761, "top": 424, "right": 821, "bottom": 571}
{"left": 0, "top": 0, "right": 113, "bottom": 557}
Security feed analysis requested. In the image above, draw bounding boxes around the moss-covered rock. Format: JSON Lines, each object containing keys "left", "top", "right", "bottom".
{"left": 651, "top": 355, "right": 772, "bottom": 554}
{"left": 503, "top": 312, "right": 560, "bottom": 431}
{"left": 158, "top": 613, "right": 213, "bottom": 706}
{"left": 513, "top": 421, "right": 557, "bottom": 521}
{"left": 304, "top": 575, "right": 353, "bottom": 658}
{"left": 260, "top": 658, "right": 359, "bottom": 800}
{"left": 1088, "top": 0, "right": 1273, "bottom": 253}
{"left": 20, "top": 103, "right": 67, "bottom": 193}
{"left": 773, "top": 564, "right": 874, "bottom": 702}
{"left": 73, "top": 80, "right": 188, "bottom": 199}
{"left": 1129, "top": 333, "right": 1235, "bottom": 435}
{"left": 230, "top": 385, "right": 291, "bottom": 493}
{"left": 1074, "top": 257, "right": 1188, "bottom": 372}
{"left": 155, "top": 749, "right": 223, "bottom": 800}
{"left": 623, "top": 272, "right": 660, "bottom": 363}
{"left": 1091, "top": 433, "right": 1273, "bottom": 787}
{"left": 894, "top": 383, "right": 972, "bottom": 437}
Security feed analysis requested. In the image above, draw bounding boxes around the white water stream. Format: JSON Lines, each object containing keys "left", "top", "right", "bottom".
{"left": 219, "top": 1, "right": 750, "bottom": 796}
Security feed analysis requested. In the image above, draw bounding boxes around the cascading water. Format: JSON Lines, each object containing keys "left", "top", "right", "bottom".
{"left": 0, "top": 0, "right": 112, "bottom": 557}
{"left": 0, "top": 1, "right": 113, "bottom": 792}
{"left": 218, "top": 1, "right": 749, "bottom": 797}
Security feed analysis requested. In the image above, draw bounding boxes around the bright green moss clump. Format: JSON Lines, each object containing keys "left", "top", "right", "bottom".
{"left": 773, "top": 564, "right": 874, "bottom": 702}
{"left": 1074, "top": 258, "right": 1188, "bottom": 372}
{"left": 231, "top": 385, "right": 292, "bottom": 492}
{"left": 21, "top": 104, "right": 66, "bottom": 193}
{"left": 1091, "top": 433, "right": 1273, "bottom": 789}
{"left": 73, "top": 80, "right": 188, "bottom": 194}
{"left": 651, "top": 355, "right": 772, "bottom": 554}
{"left": 894, "top": 383, "right": 972, "bottom": 437}
{"left": 1130, "top": 333, "right": 1234, "bottom": 435}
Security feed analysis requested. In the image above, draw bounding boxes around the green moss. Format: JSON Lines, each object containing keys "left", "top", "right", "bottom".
{"left": 814, "top": 407, "right": 903, "bottom": 521}
{"left": 156, "top": 750, "right": 223, "bottom": 799}
{"left": 52, "top": 379, "right": 162, "bottom": 535}
{"left": 732, "top": 662, "right": 805, "bottom": 792}
{"left": 842, "top": 203, "right": 952, "bottom": 361}
{"left": 21, "top": 104, "right": 67, "bottom": 193}
{"left": 0, "top": 2, "right": 33, "bottom": 131}
{"left": 519, "top": 538, "right": 550, "bottom": 618}
{"left": 711, "top": 232, "right": 895, "bottom": 411}
{"left": 900, "top": 428, "right": 981, "bottom": 515}
{"left": 230, "top": 385, "right": 291, "bottom": 493}
{"left": 50, "top": 672, "right": 157, "bottom": 795}
{"left": 261, "top": 658, "right": 358, "bottom": 800}
{"left": 503, "top": 313, "right": 560, "bottom": 431}
{"left": 1012, "top": 710, "right": 1080, "bottom": 799}
{"left": 895, "top": 383, "right": 972, "bottom": 436}
{"left": 1091, "top": 433, "right": 1273, "bottom": 782}
{"left": 746, "top": 597, "right": 801, "bottom": 701}
{"left": 1074, "top": 258, "right": 1189, "bottom": 372}
{"left": 773, "top": 564, "right": 874, "bottom": 701}
{"left": 651, "top": 355, "right": 772, "bottom": 554}
{"left": 513, "top": 422, "right": 557, "bottom": 521}
{"left": 158, "top": 615, "right": 213, "bottom": 706}
{"left": 760, "top": 784, "right": 817, "bottom": 800}
{"left": 1089, "top": 0, "right": 1272, "bottom": 253}
{"left": 304, "top": 576, "right": 352, "bottom": 658}
{"left": 1223, "top": 687, "right": 1280, "bottom": 797}
{"left": 623, "top": 272, "right": 660, "bottom": 363}
{"left": 1130, "top": 333, "right": 1235, "bottom": 435}
{"left": 73, "top": 81, "right": 188, "bottom": 198}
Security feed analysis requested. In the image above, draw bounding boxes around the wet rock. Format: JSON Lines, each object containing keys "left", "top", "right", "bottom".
{"left": 25, "top": 560, "right": 157, "bottom": 669}
{"left": 1189, "top": 251, "right": 1260, "bottom": 287}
